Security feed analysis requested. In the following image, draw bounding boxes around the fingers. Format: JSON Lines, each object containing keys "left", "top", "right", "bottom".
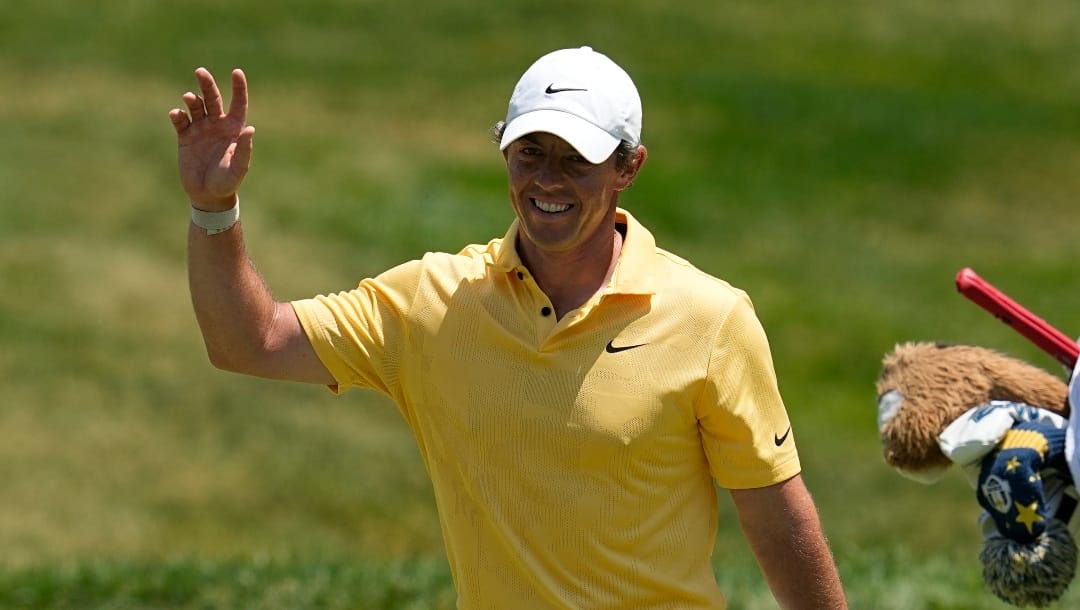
{"left": 168, "top": 108, "right": 191, "bottom": 134}
{"left": 228, "top": 69, "right": 249, "bottom": 125}
{"left": 170, "top": 67, "right": 249, "bottom": 134}
{"left": 182, "top": 90, "right": 206, "bottom": 120}
{"left": 195, "top": 67, "right": 226, "bottom": 118}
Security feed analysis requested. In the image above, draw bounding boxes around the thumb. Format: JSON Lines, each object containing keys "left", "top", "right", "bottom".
{"left": 232, "top": 125, "right": 256, "bottom": 175}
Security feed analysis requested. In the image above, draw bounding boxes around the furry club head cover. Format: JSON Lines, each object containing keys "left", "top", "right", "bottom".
{"left": 876, "top": 341, "right": 1078, "bottom": 607}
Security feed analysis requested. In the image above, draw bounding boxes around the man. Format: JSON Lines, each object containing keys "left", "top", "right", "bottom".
{"left": 169, "top": 46, "right": 847, "bottom": 609}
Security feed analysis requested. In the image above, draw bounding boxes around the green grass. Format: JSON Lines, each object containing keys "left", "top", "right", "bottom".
{"left": 3, "top": 0, "right": 1080, "bottom": 607}
{"left": 0, "top": 557, "right": 456, "bottom": 610}
{"left": 0, "top": 549, "right": 1069, "bottom": 610}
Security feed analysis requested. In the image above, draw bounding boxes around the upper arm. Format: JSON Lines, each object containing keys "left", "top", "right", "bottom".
{"left": 249, "top": 301, "right": 336, "bottom": 386}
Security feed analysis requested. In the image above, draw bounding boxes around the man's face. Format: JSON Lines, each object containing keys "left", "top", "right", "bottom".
{"left": 503, "top": 132, "right": 635, "bottom": 258}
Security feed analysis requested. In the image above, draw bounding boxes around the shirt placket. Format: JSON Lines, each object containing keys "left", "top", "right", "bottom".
{"left": 512, "top": 267, "right": 558, "bottom": 346}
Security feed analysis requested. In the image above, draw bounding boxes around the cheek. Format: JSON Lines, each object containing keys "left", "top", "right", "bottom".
{"left": 575, "top": 173, "right": 614, "bottom": 197}
{"left": 505, "top": 172, "right": 527, "bottom": 200}
{"left": 507, "top": 162, "right": 540, "bottom": 189}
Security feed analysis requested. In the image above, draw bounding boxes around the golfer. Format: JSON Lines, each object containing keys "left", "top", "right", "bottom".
{"left": 169, "top": 46, "right": 847, "bottom": 609}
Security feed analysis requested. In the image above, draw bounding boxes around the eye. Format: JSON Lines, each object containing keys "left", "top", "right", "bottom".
{"left": 509, "top": 145, "right": 543, "bottom": 165}
{"left": 510, "top": 141, "right": 542, "bottom": 157}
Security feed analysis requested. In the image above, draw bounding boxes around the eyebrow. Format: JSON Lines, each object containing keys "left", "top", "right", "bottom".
{"left": 516, "top": 134, "right": 584, "bottom": 157}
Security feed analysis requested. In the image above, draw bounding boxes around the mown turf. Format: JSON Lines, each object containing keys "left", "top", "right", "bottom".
{"left": 3, "top": 0, "right": 1080, "bottom": 607}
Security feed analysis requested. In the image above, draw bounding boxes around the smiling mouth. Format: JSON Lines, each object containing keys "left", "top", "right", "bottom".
{"left": 532, "top": 199, "right": 573, "bottom": 214}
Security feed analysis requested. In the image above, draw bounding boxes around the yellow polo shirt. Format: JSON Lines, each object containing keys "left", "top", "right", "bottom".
{"left": 292, "top": 208, "right": 800, "bottom": 609}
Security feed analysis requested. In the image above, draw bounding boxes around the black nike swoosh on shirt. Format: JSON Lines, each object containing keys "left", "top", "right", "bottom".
{"left": 774, "top": 427, "right": 792, "bottom": 446}
{"left": 605, "top": 339, "right": 647, "bottom": 354}
{"left": 546, "top": 84, "right": 588, "bottom": 94}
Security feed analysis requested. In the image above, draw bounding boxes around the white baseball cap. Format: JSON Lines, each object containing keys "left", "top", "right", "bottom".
{"left": 499, "top": 46, "right": 642, "bottom": 164}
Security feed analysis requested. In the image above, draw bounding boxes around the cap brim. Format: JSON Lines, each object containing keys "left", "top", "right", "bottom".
{"left": 499, "top": 110, "right": 621, "bottom": 164}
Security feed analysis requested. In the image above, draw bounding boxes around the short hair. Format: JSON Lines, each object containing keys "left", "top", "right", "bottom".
{"left": 491, "top": 121, "right": 639, "bottom": 171}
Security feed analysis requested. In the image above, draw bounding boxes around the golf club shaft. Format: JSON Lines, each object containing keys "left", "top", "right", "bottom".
{"left": 956, "top": 267, "right": 1078, "bottom": 369}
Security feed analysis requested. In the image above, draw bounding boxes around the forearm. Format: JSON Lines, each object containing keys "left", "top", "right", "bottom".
{"left": 187, "top": 217, "right": 281, "bottom": 374}
{"left": 732, "top": 476, "right": 847, "bottom": 609}
{"left": 754, "top": 504, "right": 846, "bottom": 609}
{"left": 173, "top": 67, "right": 319, "bottom": 381}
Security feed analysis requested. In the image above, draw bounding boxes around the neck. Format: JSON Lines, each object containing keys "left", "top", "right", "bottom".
{"left": 519, "top": 229, "right": 623, "bottom": 319}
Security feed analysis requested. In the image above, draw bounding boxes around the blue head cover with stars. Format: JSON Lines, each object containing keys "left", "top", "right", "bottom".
{"left": 976, "top": 420, "right": 1070, "bottom": 543}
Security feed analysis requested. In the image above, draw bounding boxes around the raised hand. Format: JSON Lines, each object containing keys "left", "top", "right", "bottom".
{"left": 169, "top": 68, "right": 255, "bottom": 210}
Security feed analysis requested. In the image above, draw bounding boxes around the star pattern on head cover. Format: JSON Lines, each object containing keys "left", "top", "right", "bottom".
{"left": 1005, "top": 456, "right": 1022, "bottom": 473}
{"left": 1014, "top": 500, "right": 1045, "bottom": 535}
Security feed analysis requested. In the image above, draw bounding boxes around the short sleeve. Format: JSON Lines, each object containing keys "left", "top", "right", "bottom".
{"left": 695, "top": 294, "right": 801, "bottom": 489}
{"left": 291, "top": 260, "right": 423, "bottom": 396}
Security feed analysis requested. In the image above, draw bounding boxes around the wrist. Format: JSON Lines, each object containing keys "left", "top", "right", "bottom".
{"left": 190, "top": 193, "right": 238, "bottom": 213}
{"left": 191, "top": 197, "right": 240, "bottom": 235}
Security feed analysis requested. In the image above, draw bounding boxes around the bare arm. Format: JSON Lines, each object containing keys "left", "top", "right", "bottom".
{"left": 729, "top": 474, "right": 847, "bottom": 610}
{"left": 169, "top": 68, "right": 333, "bottom": 385}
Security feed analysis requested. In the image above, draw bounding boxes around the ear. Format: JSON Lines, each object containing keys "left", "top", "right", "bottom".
{"left": 615, "top": 145, "right": 647, "bottom": 191}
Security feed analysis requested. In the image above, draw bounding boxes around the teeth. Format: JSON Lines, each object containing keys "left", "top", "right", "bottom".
{"left": 534, "top": 200, "right": 572, "bottom": 213}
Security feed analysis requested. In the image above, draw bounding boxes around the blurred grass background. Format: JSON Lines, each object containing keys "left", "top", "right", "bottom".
{"left": 2, "top": 1, "right": 1080, "bottom": 608}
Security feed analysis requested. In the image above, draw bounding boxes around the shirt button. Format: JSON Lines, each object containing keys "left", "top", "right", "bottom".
{"left": 540, "top": 307, "right": 552, "bottom": 317}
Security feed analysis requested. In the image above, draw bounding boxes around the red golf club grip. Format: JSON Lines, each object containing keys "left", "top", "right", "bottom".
{"left": 956, "top": 267, "right": 1078, "bottom": 369}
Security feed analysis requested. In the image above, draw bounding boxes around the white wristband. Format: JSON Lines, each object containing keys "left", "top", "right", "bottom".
{"left": 191, "top": 199, "right": 240, "bottom": 235}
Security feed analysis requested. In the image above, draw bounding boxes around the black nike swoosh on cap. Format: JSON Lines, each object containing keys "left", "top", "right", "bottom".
{"left": 605, "top": 339, "right": 647, "bottom": 354}
{"left": 774, "top": 427, "right": 792, "bottom": 446}
{"left": 546, "top": 84, "right": 588, "bottom": 94}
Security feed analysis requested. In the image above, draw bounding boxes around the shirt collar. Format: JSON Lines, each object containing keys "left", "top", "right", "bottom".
{"left": 488, "top": 207, "right": 656, "bottom": 295}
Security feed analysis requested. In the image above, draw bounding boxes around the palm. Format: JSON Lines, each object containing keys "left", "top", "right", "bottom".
{"left": 169, "top": 68, "right": 254, "bottom": 209}
{"left": 178, "top": 113, "right": 245, "bottom": 198}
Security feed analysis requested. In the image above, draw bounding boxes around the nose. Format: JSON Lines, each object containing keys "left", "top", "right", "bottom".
{"left": 534, "top": 156, "right": 565, "bottom": 191}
